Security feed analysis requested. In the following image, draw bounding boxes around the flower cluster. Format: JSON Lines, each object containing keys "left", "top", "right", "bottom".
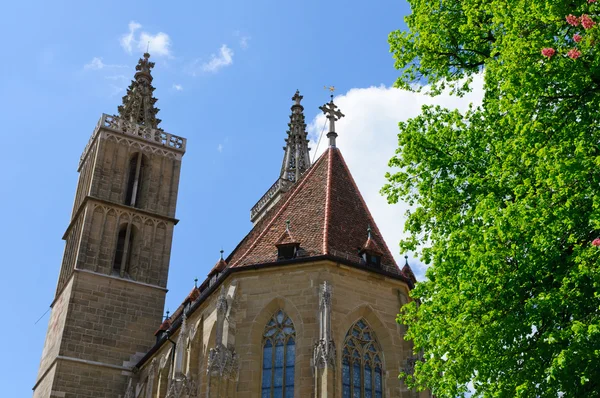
{"left": 581, "top": 14, "right": 596, "bottom": 29}
{"left": 567, "top": 14, "right": 580, "bottom": 26}
{"left": 542, "top": 4, "right": 598, "bottom": 60}
{"left": 592, "top": 238, "right": 600, "bottom": 246}
{"left": 541, "top": 47, "right": 556, "bottom": 58}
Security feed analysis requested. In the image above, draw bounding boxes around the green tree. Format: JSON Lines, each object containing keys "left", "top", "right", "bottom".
{"left": 384, "top": 1, "right": 600, "bottom": 397}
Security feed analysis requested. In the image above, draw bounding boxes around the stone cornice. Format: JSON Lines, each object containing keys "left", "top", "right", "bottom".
{"left": 133, "top": 255, "right": 413, "bottom": 370}
{"left": 62, "top": 196, "right": 179, "bottom": 240}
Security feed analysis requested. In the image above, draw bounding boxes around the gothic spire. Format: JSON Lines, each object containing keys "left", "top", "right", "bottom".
{"left": 117, "top": 52, "right": 162, "bottom": 129}
{"left": 280, "top": 90, "right": 311, "bottom": 182}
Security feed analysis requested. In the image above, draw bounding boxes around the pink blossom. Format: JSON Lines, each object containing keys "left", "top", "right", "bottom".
{"left": 568, "top": 48, "right": 582, "bottom": 59}
{"left": 581, "top": 14, "right": 596, "bottom": 29}
{"left": 592, "top": 238, "right": 600, "bottom": 247}
{"left": 541, "top": 47, "right": 556, "bottom": 58}
{"left": 574, "top": 34, "right": 583, "bottom": 43}
{"left": 566, "top": 14, "right": 580, "bottom": 26}
{"left": 589, "top": 0, "right": 597, "bottom": 3}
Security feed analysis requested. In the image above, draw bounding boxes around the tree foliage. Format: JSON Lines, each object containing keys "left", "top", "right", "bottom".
{"left": 385, "top": 1, "right": 600, "bottom": 396}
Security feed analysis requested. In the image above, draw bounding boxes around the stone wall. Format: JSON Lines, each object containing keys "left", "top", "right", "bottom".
{"left": 136, "top": 260, "right": 426, "bottom": 398}
{"left": 90, "top": 133, "right": 182, "bottom": 218}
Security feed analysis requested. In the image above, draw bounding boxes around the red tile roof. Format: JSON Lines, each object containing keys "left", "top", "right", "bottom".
{"left": 228, "top": 147, "right": 409, "bottom": 277}
{"left": 360, "top": 237, "right": 384, "bottom": 256}
{"left": 275, "top": 228, "right": 299, "bottom": 246}
{"left": 402, "top": 264, "right": 417, "bottom": 283}
{"left": 208, "top": 258, "right": 227, "bottom": 276}
{"left": 154, "top": 318, "right": 171, "bottom": 336}
{"left": 183, "top": 287, "right": 200, "bottom": 304}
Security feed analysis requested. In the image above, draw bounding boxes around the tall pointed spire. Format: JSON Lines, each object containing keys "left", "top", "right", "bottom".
{"left": 280, "top": 90, "right": 311, "bottom": 182}
{"left": 117, "top": 53, "right": 162, "bottom": 129}
{"left": 250, "top": 91, "right": 313, "bottom": 224}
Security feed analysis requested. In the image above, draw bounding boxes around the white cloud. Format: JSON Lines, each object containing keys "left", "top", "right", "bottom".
{"left": 217, "top": 144, "right": 224, "bottom": 153}
{"left": 84, "top": 57, "right": 127, "bottom": 70}
{"left": 120, "top": 21, "right": 142, "bottom": 53}
{"left": 202, "top": 45, "right": 234, "bottom": 73}
{"left": 173, "top": 83, "right": 183, "bottom": 91}
{"left": 84, "top": 57, "right": 105, "bottom": 70}
{"left": 240, "top": 36, "right": 250, "bottom": 49}
{"left": 306, "top": 76, "right": 484, "bottom": 280}
{"left": 139, "top": 31, "right": 171, "bottom": 57}
{"left": 120, "top": 21, "right": 171, "bottom": 57}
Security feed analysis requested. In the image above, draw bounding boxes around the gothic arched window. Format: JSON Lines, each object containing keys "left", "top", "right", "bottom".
{"left": 113, "top": 224, "right": 134, "bottom": 277}
{"left": 125, "top": 152, "right": 146, "bottom": 208}
{"left": 261, "top": 310, "right": 295, "bottom": 398}
{"left": 342, "top": 319, "right": 383, "bottom": 398}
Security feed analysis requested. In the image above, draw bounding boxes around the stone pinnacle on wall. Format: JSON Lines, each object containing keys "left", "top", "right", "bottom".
{"left": 117, "top": 52, "right": 162, "bottom": 129}
{"left": 280, "top": 90, "right": 311, "bottom": 182}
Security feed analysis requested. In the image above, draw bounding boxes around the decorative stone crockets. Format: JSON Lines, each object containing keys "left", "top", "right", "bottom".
{"left": 165, "top": 314, "right": 199, "bottom": 398}
{"left": 118, "top": 52, "right": 162, "bottom": 129}
{"left": 313, "top": 281, "right": 336, "bottom": 369}
{"left": 207, "top": 286, "right": 239, "bottom": 380}
{"left": 250, "top": 91, "right": 312, "bottom": 224}
{"left": 280, "top": 90, "right": 311, "bottom": 183}
{"left": 166, "top": 374, "right": 198, "bottom": 398}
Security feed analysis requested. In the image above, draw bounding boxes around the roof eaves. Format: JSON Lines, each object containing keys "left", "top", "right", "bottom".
{"left": 133, "top": 252, "right": 413, "bottom": 370}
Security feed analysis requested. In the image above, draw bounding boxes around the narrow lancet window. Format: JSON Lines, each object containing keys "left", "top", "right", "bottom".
{"left": 113, "top": 224, "right": 134, "bottom": 277}
{"left": 342, "top": 319, "right": 383, "bottom": 398}
{"left": 125, "top": 152, "right": 146, "bottom": 208}
{"left": 262, "top": 310, "right": 296, "bottom": 398}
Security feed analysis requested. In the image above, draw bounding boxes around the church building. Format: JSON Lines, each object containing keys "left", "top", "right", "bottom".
{"left": 33, "top": 53, "right": 423, "bottom": 398}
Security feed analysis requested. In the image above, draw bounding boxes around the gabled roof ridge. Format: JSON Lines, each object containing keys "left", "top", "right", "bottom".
{"left": 230, "top": 150, "right": 330, "bottom": 267}
{"left": 322, "top": 148, "right": 333, "bottom": 253}
{"left": 361, "top": 236, "right": 384, "bottom": 256}
{"left": 330, "top": 149, "right": 399, "bottom": 269}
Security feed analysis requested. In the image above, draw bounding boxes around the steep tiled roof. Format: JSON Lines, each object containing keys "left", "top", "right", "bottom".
{"left": 228, "top": 147, "right": 406, "bottom": 276}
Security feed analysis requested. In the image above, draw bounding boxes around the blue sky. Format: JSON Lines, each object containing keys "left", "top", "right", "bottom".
{"left": 0, "top": 1, "right": 486, "bottom": 395}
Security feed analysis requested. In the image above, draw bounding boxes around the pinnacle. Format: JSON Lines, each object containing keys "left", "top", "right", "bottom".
{"left": 117, "top": 53, "right": 161, "bottom": 129}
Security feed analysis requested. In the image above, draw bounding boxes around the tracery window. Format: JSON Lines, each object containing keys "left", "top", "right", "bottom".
{"left": 342, "top": 319, "right": 383, "bottom": 398}
{"left": 261, "top": 310, "right": 295, "bottom": 398}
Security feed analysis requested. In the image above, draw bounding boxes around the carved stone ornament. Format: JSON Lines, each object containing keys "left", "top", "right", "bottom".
{"left": 313, "top": 281, "right": 336, "bottom": 369}
{"left": 313, "top": 338, "right": 336, "bottom": 369}
{"left": 118, "top": 53, "right": 162, "bottom": 129}
{"left": 319, "top": 281, "right": 332, "bottom": 310}
{"left": 403, "top": 352, "right": 424, "bottom": 376}
{"left": 124, "top": 378, "right": 135, "bottom": 398}
{"left": 216, "top": 286, "right": 228, "bottom": 315}
{"left": 280, "top": 90, "right": 311, "bottom": 183}
{"left": 206, "top": 343, "right": 239, "bottom": 380}
{"left": 165, "top": 374, "right": 198, "bottom": 398}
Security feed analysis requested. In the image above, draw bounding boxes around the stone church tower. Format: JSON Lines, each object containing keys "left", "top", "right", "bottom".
{"left": 33, "top": 53, "right": 186, "bottom": 397}
{"left": 34, "top": 57, "right": 426, "bottom": 398}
